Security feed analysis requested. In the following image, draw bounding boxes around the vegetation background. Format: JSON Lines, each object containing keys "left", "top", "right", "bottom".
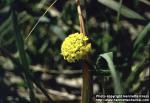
{"left": 0, "top": 0, "right": 149, "bottom": 103}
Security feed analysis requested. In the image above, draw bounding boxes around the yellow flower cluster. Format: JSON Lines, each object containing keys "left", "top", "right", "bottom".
{"left": 61, "top": 33, "right": 91, "bottom": 63}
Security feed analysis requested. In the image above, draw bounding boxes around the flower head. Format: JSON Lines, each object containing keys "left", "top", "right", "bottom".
{"left": 61, "top": 33, "right": 91, "bottom": 63}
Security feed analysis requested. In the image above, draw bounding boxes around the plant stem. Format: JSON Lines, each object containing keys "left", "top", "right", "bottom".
{"left": 82, "top": 63, "right": 93, "bottom": 103}
{"left": 76, "top": 0, "right": 86, "bottom": 35}
{"left": 25, "top": 0, "right": 58, "bottom": 40}
{"left": 11, "top": 4, "right": 36, "bottom": 103}
{"left": 76, "top": 0, "right": 93, "bottom": 103}
{"left": 117, "top": 0, "right": 123, "bottom": 31}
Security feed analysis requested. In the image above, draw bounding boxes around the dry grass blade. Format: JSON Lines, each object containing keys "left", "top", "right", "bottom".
{"left": 25, "top": 0, "right": 58, "bottom": 40}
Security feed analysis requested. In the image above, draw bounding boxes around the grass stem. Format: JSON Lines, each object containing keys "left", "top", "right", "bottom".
{"left": 117, "top": 0, "right": 123, "bottom": 31}
{"left": 25, "top": 0, "right": 58, "bottom": 40}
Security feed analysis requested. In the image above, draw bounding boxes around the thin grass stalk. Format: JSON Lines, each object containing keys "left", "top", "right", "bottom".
{"left": 76, "top": 0, "right": 92, "bottom": 103}
{"left": 117, "top": 0, "right": 123, "bottom": 30}
{"left": 11, "top": 4, "right": 36, "bottom": 103}
{"left": 30, "top": 74, "right": 55, "bottom": 103}
{"left": 25, "top": 0, "right": 58, "bottom": 40}
{"left": 0, "top": 46, "right": 55, "bottom": 102}
{"left": 0, "top": 46, "right": 55, "bottom": 103}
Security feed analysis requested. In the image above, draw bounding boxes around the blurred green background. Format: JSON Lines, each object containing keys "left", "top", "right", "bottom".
{"left": 0, "top": 0, "right": 149, "bottom": 103}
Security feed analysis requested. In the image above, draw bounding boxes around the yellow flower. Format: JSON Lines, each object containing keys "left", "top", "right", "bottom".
{"left": 61, "top": 33, "right": 91, "bottom": 63}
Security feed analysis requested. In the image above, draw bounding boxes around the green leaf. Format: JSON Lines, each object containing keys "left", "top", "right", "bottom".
{"left": 134, "top": 23, "right": 150, "bottom": 49}
{"left": 0, "top": 12, "right": 31, "bottom": 41}
{"left": 124, "top": 59, "right": 149, "bottom": 91}
{"left": 0, "top": 16, "right": 12, "bottom": 39}
{"left": 97, "top": 0, "right": 145, "bottom": 20}
{"left": 98, "top": 52, "right": 123, "bottom": 94}
{"left": 11, "top": 4, "right": 55, "bottom": 103}
{"left": 133, "top": 23, "right": 150, "bottom": 57}
{"left": 12, "top": 7, "right": 36, "bottom": 103}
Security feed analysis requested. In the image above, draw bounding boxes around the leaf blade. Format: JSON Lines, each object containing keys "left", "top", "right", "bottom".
{"left": 99, "top": 52, "right": 123, "bottom": 94}
{"left": 98, "top": 0, "right": 145, "bottom": 20}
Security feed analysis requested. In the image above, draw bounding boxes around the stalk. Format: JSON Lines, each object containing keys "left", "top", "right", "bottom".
{"left": 76, "top": 0, "right": 93, "bottom": 103}
{"left": 117, "top": 0, "right": 123, "bottom": 31}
